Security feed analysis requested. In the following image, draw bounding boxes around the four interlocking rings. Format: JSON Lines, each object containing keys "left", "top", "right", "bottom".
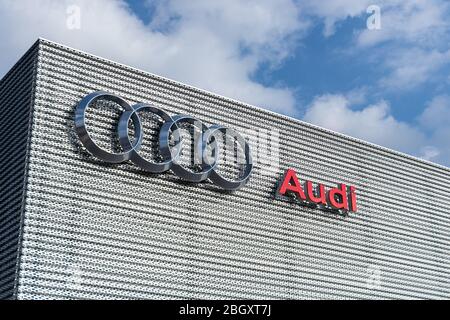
{"left": 74, "top": 91, "right": 253, "bottom": 190}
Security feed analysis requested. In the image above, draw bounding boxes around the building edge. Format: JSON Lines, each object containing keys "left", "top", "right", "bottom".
{"left": 0, "top": 39, "right": 40, "bottom": 299}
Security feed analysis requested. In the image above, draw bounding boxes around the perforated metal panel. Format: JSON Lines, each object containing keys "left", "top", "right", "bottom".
{"left": 2, "top": 39, "right": 450, "bottom": 299}
{"left": 0, "top": 42, "right": 38, "bottom": 300}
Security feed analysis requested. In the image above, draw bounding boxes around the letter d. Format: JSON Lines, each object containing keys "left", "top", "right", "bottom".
{"left": 328, "top": 184, "right": 348, "bottom": 210}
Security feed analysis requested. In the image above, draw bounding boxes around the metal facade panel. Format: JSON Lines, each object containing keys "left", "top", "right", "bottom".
{"left": 0, "top": 43, "right": 38, "bottom": 299}
{"left": 12, "top": 39, "right": 450, "bottom": 299}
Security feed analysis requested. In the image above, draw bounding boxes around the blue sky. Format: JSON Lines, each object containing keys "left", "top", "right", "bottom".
{"left": 0, "top": 0, "right": 449, "bottom": 166}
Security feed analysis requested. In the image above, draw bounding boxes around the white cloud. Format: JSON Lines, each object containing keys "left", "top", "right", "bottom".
{"left": 303, "top": 94, "right": 426, "bottom": 154}
{"left": 344, "top": 87, "right": 368, "bottom": 105}
{"left": 419, "top": 146, "right": 440, "bottom": 161}
{"left": 300, "top": 0, "right": 449, "bottom": 43}
{"left": 303, "top": 93, "right": 450, "bottom": 165}
{"left": 379, "top": 48, "right": 450, "bottom": 90}
{"left": 418, "top": 95, "right": 450, "bottom": 164}
{"left": 357, "top": 0, "right": 450, "bottom": 48}
{"left": 297, "top": 1, "right": 450, "bottom": 96}
{"left": 1, "top": 1, "right": 449, "bottom": 165}
{"left": 301, "top": 0, "right": 373, "bottom": 36}
{"left": 304, "top": 0, "right": 450, "bottom": 93}
{"left": 0, "top": 0, "right": 306, "bottom": 114}
{"left": 426, "top": 126, "right": 450, "bottom": 165}
{"left": 353, "top": 1, "right": 450, "bottom": 92}
{"left": 419, "top": 95, "right": 450, "bottom": 129}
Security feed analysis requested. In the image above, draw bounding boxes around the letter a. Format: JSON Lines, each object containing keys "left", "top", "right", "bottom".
{"left": 278, "top": 169, "right": 306, "bottom": 200}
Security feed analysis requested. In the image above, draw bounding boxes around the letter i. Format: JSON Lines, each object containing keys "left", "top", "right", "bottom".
{"left": 349, "top": 186, "right": 357, "bottom": 212}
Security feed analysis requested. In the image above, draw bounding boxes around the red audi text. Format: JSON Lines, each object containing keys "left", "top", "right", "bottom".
{"left": 277, "top": 168, "right": 357, "bottom": 213}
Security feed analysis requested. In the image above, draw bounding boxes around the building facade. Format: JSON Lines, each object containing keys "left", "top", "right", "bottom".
{"left": 0, "top": 39, "right": 449, "bottom": 299}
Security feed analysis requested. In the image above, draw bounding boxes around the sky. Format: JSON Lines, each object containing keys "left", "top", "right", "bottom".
{"left": 0, "top": 0, "right": 449, "bottom": 167}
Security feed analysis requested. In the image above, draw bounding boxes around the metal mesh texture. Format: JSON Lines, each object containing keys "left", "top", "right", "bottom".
{"left": 0, "top": 43, "right": 38, "bottom": 299}
{"left": 6, "top": 39, "right": 450, "bottom": 299}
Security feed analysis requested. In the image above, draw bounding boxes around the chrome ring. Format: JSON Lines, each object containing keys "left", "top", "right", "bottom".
{"left": 75, "top": 92, "right": 253, "bottom": 190}
{"left": 75, "top": 91, "right": 142, "bottom": 163}
{"left": 199, "top": 125, "right": 253, "bottom": 190}
{"left": 118, "top": 103, "right": 181, "bottom": 173}
{"left": 160, "top": 115, "right": 214, "bottom": 183}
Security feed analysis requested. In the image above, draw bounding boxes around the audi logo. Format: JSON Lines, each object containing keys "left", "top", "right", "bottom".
{"left": 74, "top": 92, "right": 253, "bottom": 190}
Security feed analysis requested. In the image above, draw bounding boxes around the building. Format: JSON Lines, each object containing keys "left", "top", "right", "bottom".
{"left": 0, "top": 39, "right": 449, "bottom": 299}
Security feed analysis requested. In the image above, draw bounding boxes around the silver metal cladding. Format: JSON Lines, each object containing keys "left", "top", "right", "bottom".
{"left": 74, "top": 91, "right": 253, "bottom": 190}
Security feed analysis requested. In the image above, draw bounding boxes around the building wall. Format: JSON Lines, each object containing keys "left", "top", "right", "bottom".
{"left": 0, "top": 43, "right": 38, "bottom": 299}
{"left": 11, "top": 39, "right": 450, "bottom": 299}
